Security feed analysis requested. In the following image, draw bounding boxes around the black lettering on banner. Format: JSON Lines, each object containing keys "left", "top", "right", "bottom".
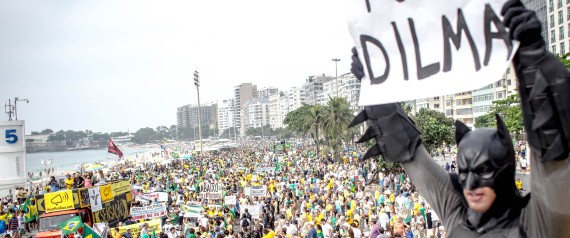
{"left": 365, "top": 0, "right": 371, "bottom": 12}
{"left": 442, "top": 9, "right": 481, "bottom": 72}
{"left": 408, "top": 18, "right": 440, "bottom": 80}
{"left": 392, "top": 22, "right": 409, "bottom": 80}
{"left": 95, "top": 196, "right": 129, "bottom": 227}
{"left": 360, "top": 35, "right": 390, "bottom": 85}
{"left": 484, "top": 4, "right": 512, "bottom": 65}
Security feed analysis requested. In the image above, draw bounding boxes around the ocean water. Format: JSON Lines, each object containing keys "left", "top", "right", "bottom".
{"left": 25, "top": 147, "right": 153, "bottom": 173}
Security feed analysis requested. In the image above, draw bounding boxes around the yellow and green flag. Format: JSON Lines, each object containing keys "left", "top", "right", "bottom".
{"left": 82, "top": 225, "right": 101, "bottom": 238}
{"left": 58, "top": 216, "right": 84, "bottom": 235}
{"left": 23, "top": 198, "right": 37, "bottom": 223}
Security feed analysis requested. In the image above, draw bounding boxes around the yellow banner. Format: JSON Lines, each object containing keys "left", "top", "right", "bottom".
{"left": 44, "top": 190, "right": 74, "bottom": 213}
{"left": 116, "top": 219, "right": 162, "bottom": 238}
{"left": 112, "top": 181, "right": 131, "bottom": 195}
{"left": 100, "top": 185, "right": 114, "bottom": 203}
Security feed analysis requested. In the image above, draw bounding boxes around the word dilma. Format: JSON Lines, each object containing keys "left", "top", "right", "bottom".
{"left": 361, "top": 4, "right": 513, "bottom": 84}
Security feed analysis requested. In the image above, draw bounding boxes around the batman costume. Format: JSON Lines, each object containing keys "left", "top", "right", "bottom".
{"left": 349, "top": 1, "right": 570, "bottom": 237}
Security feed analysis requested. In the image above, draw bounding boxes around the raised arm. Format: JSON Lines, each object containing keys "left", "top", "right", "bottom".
{"left": 349, "top": 103, "right": 465, "bottom": 229}
{"left": 503, "top": 0, "right": 570, "bottom": 236}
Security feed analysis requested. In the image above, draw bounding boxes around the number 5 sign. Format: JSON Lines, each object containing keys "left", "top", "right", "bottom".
{"left": 0, "top": 120, "right": 27, "bottom": 185}
{"left": 0, "top": 122, "right": 23, "bottom": 148}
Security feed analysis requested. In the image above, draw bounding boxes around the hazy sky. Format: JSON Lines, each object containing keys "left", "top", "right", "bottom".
{"left": 0, "top": 0, "right": 354, "bottom": 134}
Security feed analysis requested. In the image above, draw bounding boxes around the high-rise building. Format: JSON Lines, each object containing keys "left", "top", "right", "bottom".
{"left": 543, "top": 0, "right": 570, "bottom": 54}
{"left": 257, "top": 87, "right": 279, "bottom": 99}
{"left": 321, "top": 73, "right": 361, "bottom": 110}
{"left": 242, "top": 98, "right": 270, "bottom": 132}
{"left": 177, "top": 103, "right": 218, "bottom": 133}
{"left": 268, "top": 92, "right": 286, "bottom": 129}
{"left": 286, "top": 87, "right": 303, "bottom": 113}
{"left": 301, "top": 74, "right": 331, "bottom": 105}
{"left": 524, "top": 0, "right": 549, "bottom": 45}
{"left": 217, "top": 99, "right": 235, "bottom": 137}
{"left": 234, "top": 83, "right": 258, "bottom": 135}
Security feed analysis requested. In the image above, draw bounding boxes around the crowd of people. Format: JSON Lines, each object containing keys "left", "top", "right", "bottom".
{"left": 0, "top": 138, "right": 530, "bottom": 238}
{"left": 109, "top": 141, "right": 463, "bottom": 238}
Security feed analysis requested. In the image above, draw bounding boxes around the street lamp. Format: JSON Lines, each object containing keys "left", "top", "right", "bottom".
{"left": 194, "top": 70, "right": 203, "bottom": 154}
{"left": 332, "top": 58, "right": 341, "bottom": 97}
{"left": 40, "top": 159, "right": 52, "bottom": 184}
{"left": 14, "top": 97, "right": 29, "bottom": 121}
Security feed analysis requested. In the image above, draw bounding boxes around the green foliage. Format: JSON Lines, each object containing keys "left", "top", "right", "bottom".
{"left": 246, "top": 125, "right": 272, "bottom": 137}
{"left": 304, "top": 104, "right": 325, "bottom": 141}
{"left": 413, "top": 108, "right": 454, "bottom": 154}
{"left": 556, "top": 53, "right": 570, "bottom": 70}
{"left": 474, "top": 112, "right": 495, "bottom": 128}
{"left": 283, "top": 105, "right": 312, "bottom": 134}
{"left": 41, "top": 129, "right": 54, "bottom": 134}
{"left": 474, "top": 94, "right": 523, "bottom": 135}
{"left": 283, "top": 97, "right": 353, "bottom": 162}
{"left": 131, "top": 127, "right": 159, "bottom": 144}
{"left": 321, "top": 97, "right": 354, "bottom": 162}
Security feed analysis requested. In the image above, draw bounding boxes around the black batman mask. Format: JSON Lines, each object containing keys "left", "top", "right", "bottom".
{"left": 455, "top": 114, "right": 516, "bottom": 191}
{"left": 454, "top": 114, "right": 524, "bottom": 232}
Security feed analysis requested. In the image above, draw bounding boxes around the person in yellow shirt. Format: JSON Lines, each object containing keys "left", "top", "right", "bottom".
{"left": 64, "top": 174, "right": 74, "bottom": 189}
{"left": 515, "top": 178, "right": 523, "bottom": 192}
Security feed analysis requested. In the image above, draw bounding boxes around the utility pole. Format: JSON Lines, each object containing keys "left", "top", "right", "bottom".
{"left": 14, "top": 97, "right": 29, "bottom": 121}
{"left": 194, "top": 70, "right": 203, "bottom": 154}
{"left": 4, "top": 99, "right": 14, "bottom": 121}
{"left": 332, "top": 58, "right": 341, "bottom": 98}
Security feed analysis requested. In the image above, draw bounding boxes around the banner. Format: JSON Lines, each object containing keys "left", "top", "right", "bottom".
{"left": 346, "top": 0, "right": 517, "bottom": 105}
{"left": 93, "top": 193, "right": 131, "bottom": 228}
{"left": 78, "top": 188, "right": 90, "bottom": 208}
{"left": 44, "top": 190, "right": 74, "bottom": 213}
{"left": 117, "top": 218, "right": 162, "bottom": 238}
{"left": 88, "top": 187, "right": 103, "bottom": 212}
{"left": 199, "top": 183, "right": 222, "bottom": 193}
{"left": 254, "top": 167, "right": 274, "bottom": 172}
{"left": 239, "top": 205, "right": 261, "bottom": 219}
{"left": 200, "top": 183, "right": 222, "bottom": 200}
{"left": 99, "top": 185, "right": 114, "bottom": 203}
{"left": 130, "top": 204, "right": 168, "bottom": 220}
{"left": 224, "top": 196, "right": 236, "bottom": 205}
{"left": 249, "top": 186, "right": 267, "bottom": 197}
{"left": 112, "top": 181, "right": 131, "bottom": 195}
{"left": 200, "top": 192, "right": 222, "bottom": 200}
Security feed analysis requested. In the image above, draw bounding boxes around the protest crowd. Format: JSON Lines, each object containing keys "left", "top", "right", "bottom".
{"left": 0, "top": 138, "right": 529, "bottom": 238}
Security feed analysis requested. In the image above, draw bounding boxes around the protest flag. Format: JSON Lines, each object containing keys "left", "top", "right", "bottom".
{"left": 58, "top": 216, "right": 84, "bottom": 235}
{"left": 108, "top": 139, "right": 123, "bottom": 158}
{"left": 82, "top": 225, "right": 102, "bottom": 238}
{"left": 23, "top": 197, "right": 37, "bottom": 223}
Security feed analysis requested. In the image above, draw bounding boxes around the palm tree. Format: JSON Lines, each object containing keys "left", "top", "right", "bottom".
{"left": 321, "top": 97, "right": 353, "bottom": 162}
{"left": 304, "top": 104, "right": 324, "bottom": 160}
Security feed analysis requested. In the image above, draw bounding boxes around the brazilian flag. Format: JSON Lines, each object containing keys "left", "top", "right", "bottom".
{"left": 58, "top": 216, "right": 84, "bottom": 235}
{"left": 23, "top": 198, "right": 37, "bottom": 223}
{"left": 82, "top": 225, "right": 101, "bottom": 238}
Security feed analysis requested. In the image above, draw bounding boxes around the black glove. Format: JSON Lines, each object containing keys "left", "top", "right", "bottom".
{"left": 350, "top": 103, "right": 421, "bottom": 163}
{"left": 351, "top": 47, "right": 365, "bottom": 80}
{"left": 501, "top": 0, "right": 543, "bottom": 47}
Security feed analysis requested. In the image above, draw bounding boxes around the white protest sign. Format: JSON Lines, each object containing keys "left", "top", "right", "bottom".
{"left": 88, "top": 187, "right": 103, "bottom": 212}
{"left": 249, "top": 186, "right": 267, "bottom": 197}
{"left": 130, "top": 203, "right": 168, "bottom": 220}
{"left": 200, "top": 183, "right": 223, "bottom": 200}
{"left": 224, "top": 196, "right": 236, "bottom": 205}
{"left": 240, "top": 205, "right": 261, "bottom": 219}
{"left": 346, "top": 0, "right": 518, "bottom": 105}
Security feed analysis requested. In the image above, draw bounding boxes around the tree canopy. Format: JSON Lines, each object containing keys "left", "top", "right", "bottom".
{"left": 474, "top": 94, "right": 523, "bottom": 135}
{"left": 413, "top": 108, "right": 455, "bottom": 154}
